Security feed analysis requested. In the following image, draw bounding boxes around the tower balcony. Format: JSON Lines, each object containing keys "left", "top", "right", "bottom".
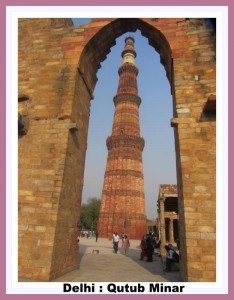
{"left": 121, "top": 48, "right": 137, "bottom": 58}
{"left": 118, "top": 63, "right": 139, "bottom": 76}
{"left": 106, "top": 134, "right": 145, "bottom": 151}
{"left": 113, "top": 93, "right": 141, "bottom": 107}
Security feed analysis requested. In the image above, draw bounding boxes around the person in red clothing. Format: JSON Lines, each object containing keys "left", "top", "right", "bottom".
{"left": 140, "top": 235, "right": 147, "bottom": 260}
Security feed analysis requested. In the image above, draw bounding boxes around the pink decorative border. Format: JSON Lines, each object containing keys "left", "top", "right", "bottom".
{"left": 0, "top": 0, "right": 232, "bottom": 298}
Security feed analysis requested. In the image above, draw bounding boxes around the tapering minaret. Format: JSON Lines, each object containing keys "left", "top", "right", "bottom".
{"left": 98, "top": 37, "right": 147, "bottom": 239}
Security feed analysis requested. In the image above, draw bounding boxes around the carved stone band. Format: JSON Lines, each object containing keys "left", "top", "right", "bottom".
{"left": 106, "top": 135, "right": 145, "bottom": 151}
{"left": 113, "top": 93, "right": 141, "bottom": 107}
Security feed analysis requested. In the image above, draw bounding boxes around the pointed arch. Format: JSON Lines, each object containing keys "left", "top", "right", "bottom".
{"left": 78, "top": 18, "right": 173, "bottom": 97}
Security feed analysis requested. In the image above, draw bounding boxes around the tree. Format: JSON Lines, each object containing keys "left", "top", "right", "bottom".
{"left": 80, "top": 197, "right": 101, "bottom": 230}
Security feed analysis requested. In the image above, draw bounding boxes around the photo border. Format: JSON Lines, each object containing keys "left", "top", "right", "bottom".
{"left": 1, "top": 0, "right": 232, "bottom": 298}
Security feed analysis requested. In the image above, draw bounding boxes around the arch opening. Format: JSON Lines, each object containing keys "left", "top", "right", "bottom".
{"left": 79, "top": 18, "right": 173, "bottom": 98}
{"left": 80, "top": 22, "right": 177, "bottom": 227}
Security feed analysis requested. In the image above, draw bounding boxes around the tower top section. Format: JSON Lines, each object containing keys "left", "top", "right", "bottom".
{"left": 121, "top": 36, "right": 137, "bottom": 65}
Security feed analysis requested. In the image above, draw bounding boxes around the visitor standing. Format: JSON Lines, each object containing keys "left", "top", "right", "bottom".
{"left": 146, "top": 233, "right": 154, "bottom": 262}
{"left": 122, "top": 235, "right": 130, "bottom": 256}
{"left": 113, "top": 232, "right": 120, "bottom": 254}
{"left": 95, "top": 230, "right": 99, "bottom": 242}
{"left": 140, "top": 235, "right": 147, "bottom": 260}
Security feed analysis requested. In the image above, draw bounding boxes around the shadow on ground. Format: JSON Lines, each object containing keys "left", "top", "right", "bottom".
{"left": 74, "top": 238, "right": 182, "bottom": 283}
{"left": 19, "top": 238, "right": 182, "bottom": 282}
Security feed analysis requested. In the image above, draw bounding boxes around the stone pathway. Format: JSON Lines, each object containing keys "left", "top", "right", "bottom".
{"left": 52, "top": 237, "right": 182, "bottom": 282}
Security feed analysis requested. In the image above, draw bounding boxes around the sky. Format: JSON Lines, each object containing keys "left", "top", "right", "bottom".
{"left": 73, "top": 19, "right": 177, "bottom": 220}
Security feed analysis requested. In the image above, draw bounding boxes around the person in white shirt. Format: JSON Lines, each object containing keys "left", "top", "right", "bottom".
{"left": 113, "top": 232, "right": 120, "bottom": 254}
{"left": 164, "top": 245, "right": 177, "bottom": 272}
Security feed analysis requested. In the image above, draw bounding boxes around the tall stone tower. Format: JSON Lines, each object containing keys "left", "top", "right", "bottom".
{"left": 98, "top": 37, "right": 147, "bottom": 240}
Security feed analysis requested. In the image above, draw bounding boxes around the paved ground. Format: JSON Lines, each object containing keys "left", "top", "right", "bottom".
{"left": 52, "top": 237, "right": 182, "bottom": 282}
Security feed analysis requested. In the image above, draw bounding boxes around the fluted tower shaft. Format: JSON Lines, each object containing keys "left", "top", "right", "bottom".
{"left": 98, "top": 37, "right": 147, "bottom": 239}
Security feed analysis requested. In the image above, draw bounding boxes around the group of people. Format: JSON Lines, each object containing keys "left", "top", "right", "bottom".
{"left": 140, "top": 232, "right": 160, "bottom": 262}
{"left": 80, "top": 230, "right": 179, "bottom": 272}
{"left": 79, "top": 230, "right": 99, "bottom": 242}
{"left": 140, "top": 233, "right": 179, "bottom": 272}
{"left": 112, "top": 232, "right": 131, "bottom": 255}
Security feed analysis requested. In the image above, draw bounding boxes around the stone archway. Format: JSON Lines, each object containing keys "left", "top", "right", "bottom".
{"left": 18, "top": 18, "right": 216, "bottom": 282}
{"left": 78, "top": 18, "right": 173, "bottom": 97}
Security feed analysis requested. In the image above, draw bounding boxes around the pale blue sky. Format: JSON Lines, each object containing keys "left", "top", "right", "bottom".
{"left": 73, "top": 19, "right": 177, "bottom": 219}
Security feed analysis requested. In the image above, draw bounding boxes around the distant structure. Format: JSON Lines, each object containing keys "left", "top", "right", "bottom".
{"left": 157, "top": 184, "right": 179, "bottom": 254}
{"left": 97, "top": 37, "right": 147, "bottom": 239}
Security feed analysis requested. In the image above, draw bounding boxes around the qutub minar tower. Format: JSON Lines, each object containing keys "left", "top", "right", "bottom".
{"left": 98, "top": 37, "right": 147, "bottom": 239}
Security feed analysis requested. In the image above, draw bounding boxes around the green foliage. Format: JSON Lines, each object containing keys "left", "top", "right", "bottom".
{"left": 79, "top": 197, "right": 101, "bottom": 230}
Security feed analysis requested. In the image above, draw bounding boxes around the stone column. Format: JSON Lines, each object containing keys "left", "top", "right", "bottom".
{"left": 158, "top": 219, "right": 161, "bottom": 240}
{"left": 169, "top": 218, "right": 174, "bottom": 244}
{"left": 159, "top": 197, "right": 166, "bottom": 254}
